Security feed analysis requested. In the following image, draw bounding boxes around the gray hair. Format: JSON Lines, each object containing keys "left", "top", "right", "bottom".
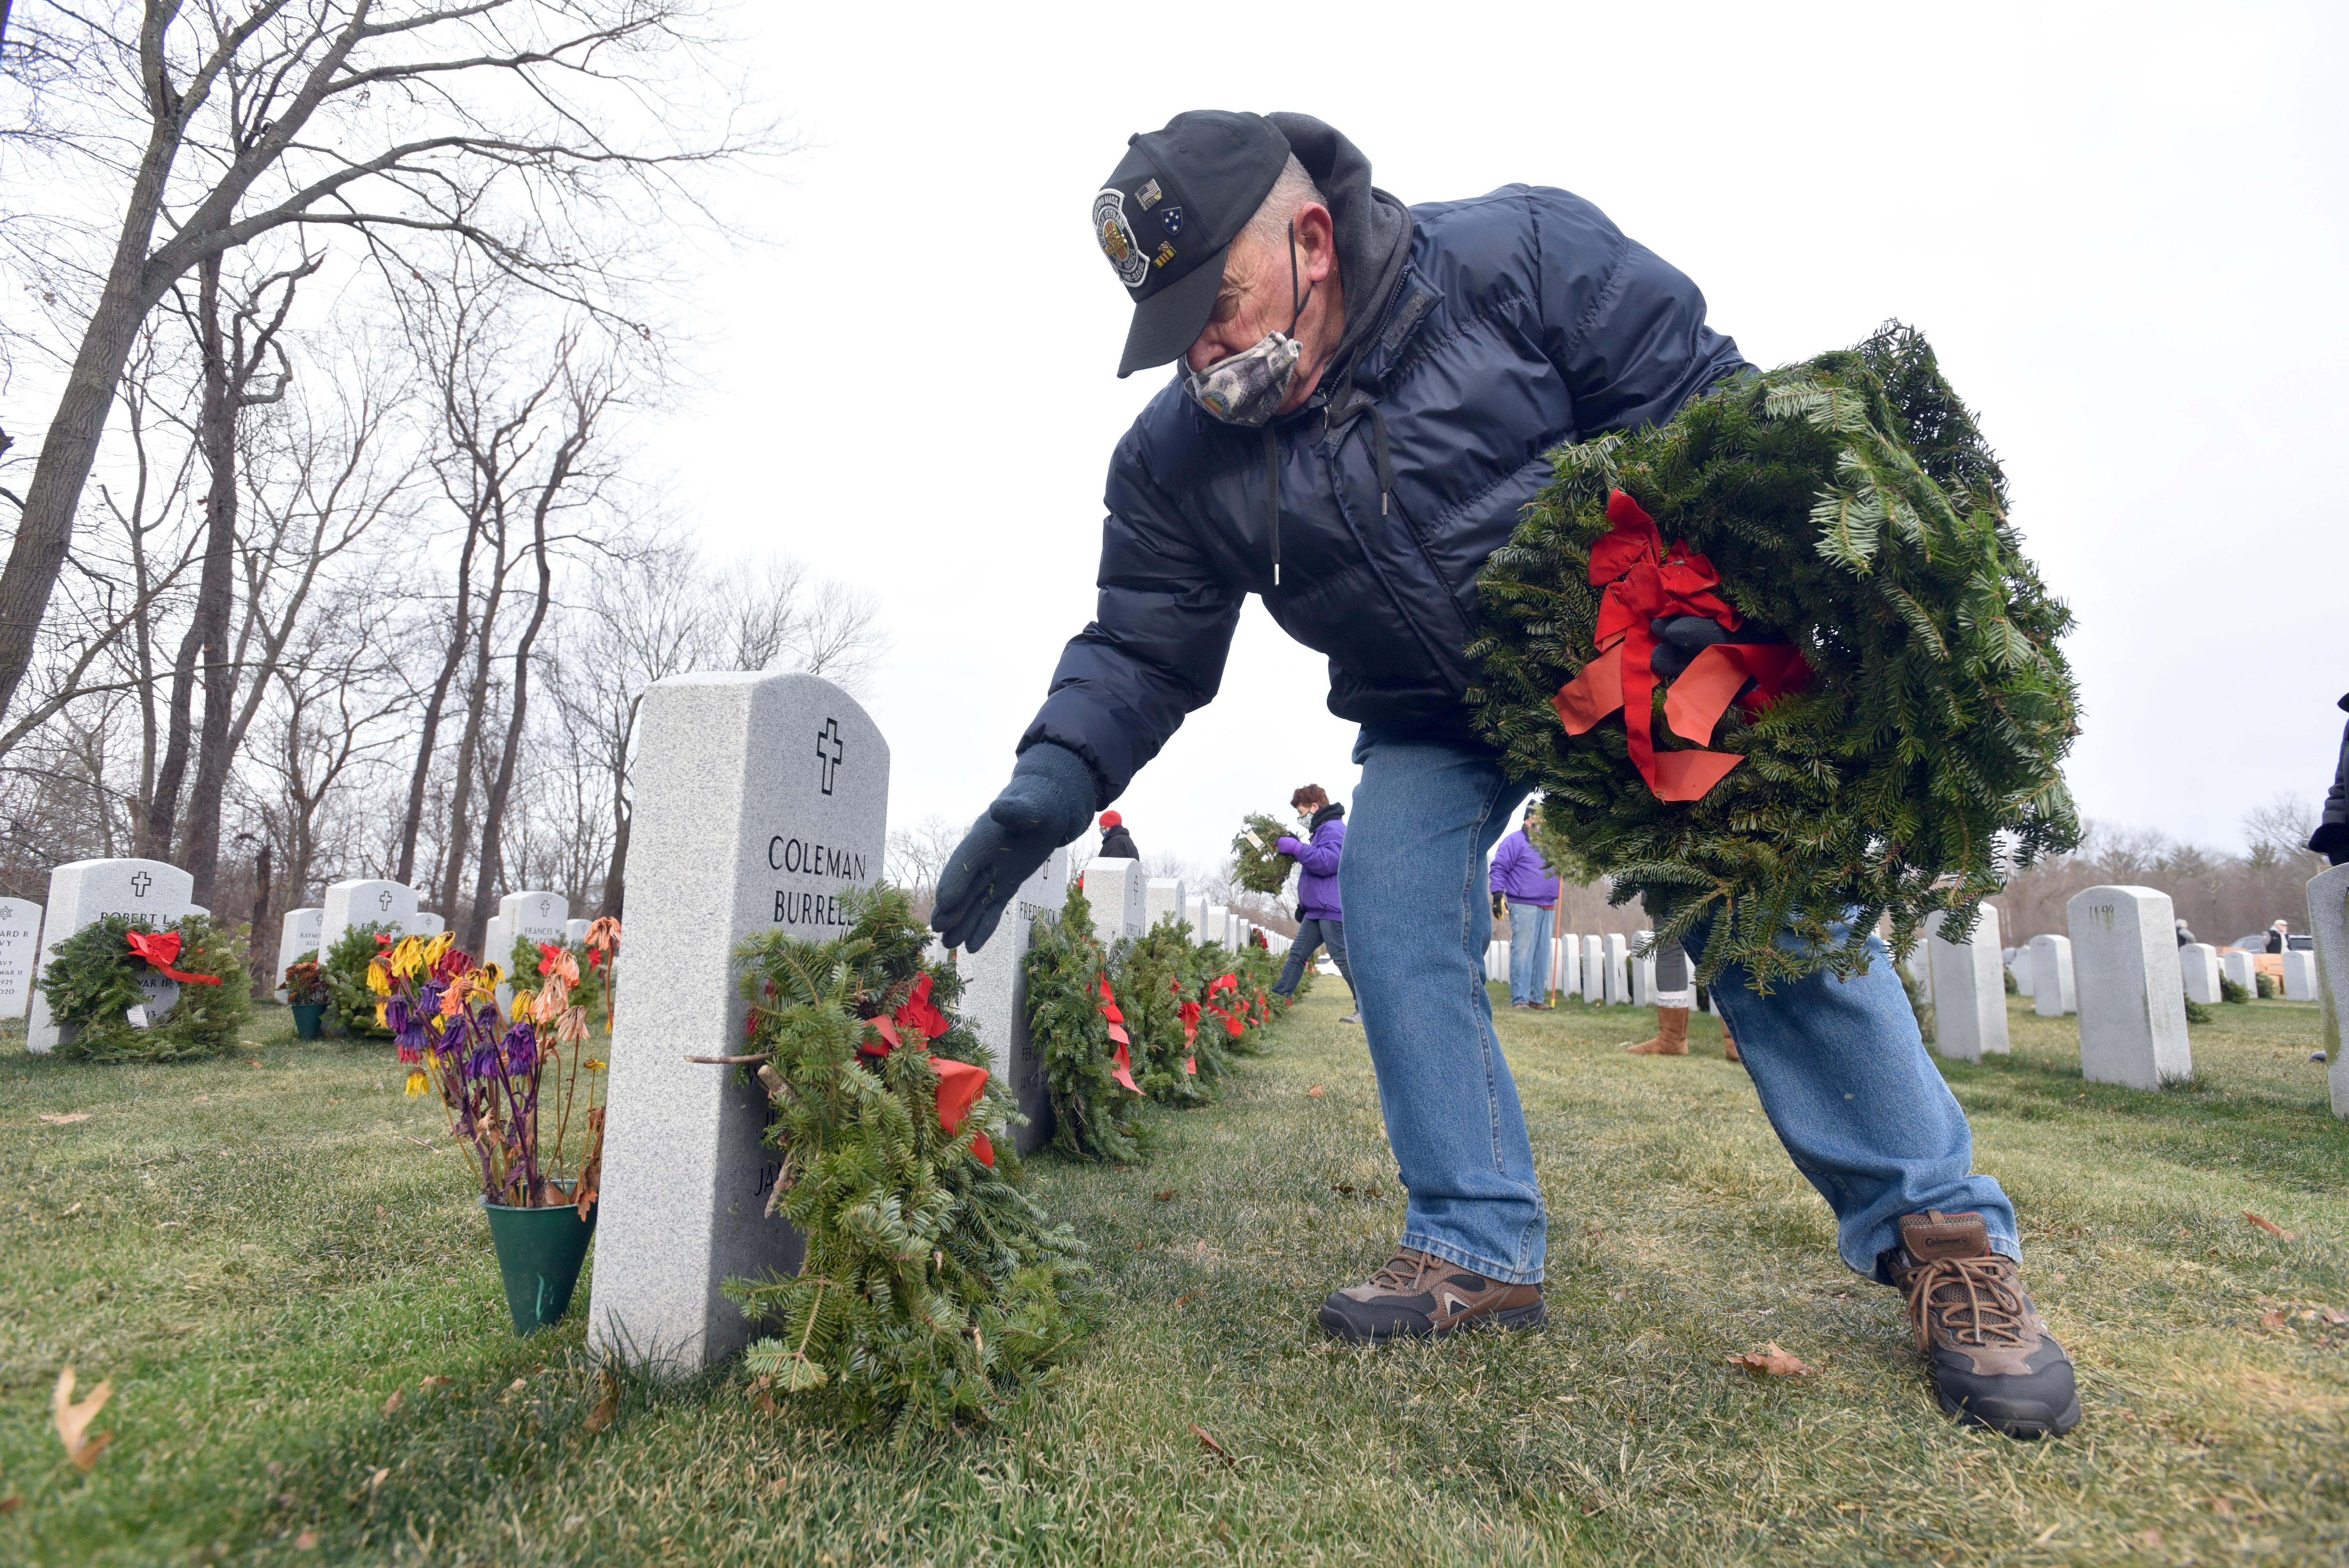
{"left": 1240, "top": 154, "right": 1331, "bottom": 257}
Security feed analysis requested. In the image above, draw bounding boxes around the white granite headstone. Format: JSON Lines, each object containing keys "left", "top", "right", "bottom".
{"left": 567, "top": 918, "right": 592, "bottom": 944}
{"left": 2009, "top": 948, "right": 2034, "bottom": 998}
{"left": 317, "top": 878, "right": 419, "bottom": 961}
{"left": 1145, "top": 877, "right": 1187, "bottom": 935}
{"left": 2179, "top": 942, "right": 2222, "bottom": 1006}
{"left": 1581, "top": 935, "right": 1604, "bottom": 1003}
{"left": 2282, "top": 949, "right": 2319, "bottom": 1002}
{"left": 1079, "top": 858, "right": 1144, "bottom": 941}
{"left": 1485, "top": 940, "right": 1508, "bottom": 982}
{"left": 1925, "top": 909, "right": 2009, "bottom": 1062}
{"left": 1602, "top": 933, "right": 1629, "bottom": 1005}
{"left": 1205, "top": 905, "right": 1229, "bottom": 946}
{"left": 1554, "top": 933, "right": 1581, "bottom": 999}
{"left": 2305, "top": 864, "right": 2349, "bottom": 1116}
{"left": 28, "top": 859, "right": 194, "bottom": 1053}
{"left": 588, "top": 671, "right": 888, "bottom": 1373}
{"left": 410, "top": 911, "right": 445, "bottom": 937}
{"left": 2029, "top": 933, "right": 2077, "bottom": 1017}
{"left": 2066, "top": 884, "right": 2191, "bottom": 1090}
{"left": 0, "top": 898, "right": 42, "bottom": 1018}
{"left": 950, "top": 846, "right": 1066, "bottom": 1158}
{"left": 1184, "top": 895, "right": 1207, "bottom": 937}
{"left": 2222, "top": 948, "right": 2258, "bottom": 996}
{"left": 274, "top": 906, "right": 323, "bottom": 1002}
{"left": 1629, "top": 930, "right": 1656, "bottom": 1006}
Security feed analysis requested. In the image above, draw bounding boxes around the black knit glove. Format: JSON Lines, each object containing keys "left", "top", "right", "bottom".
{"left": 931, "top": 743, "right": 1097, "bottom": 953}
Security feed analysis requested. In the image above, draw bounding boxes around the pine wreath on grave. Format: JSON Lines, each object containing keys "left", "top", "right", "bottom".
{"left": 727, "top": 884, "right": 1086, "bottom": 1432}
{"left": 1023, "top": 878, "right": 1149, "bottom": 1162}
{"left": 1467, "top": 324, "right": 2079, "bottom": 989}
{"left": 1114, "top": 913, "right": 1218, "bottom": 1105}
{"left": 1229, "top": 813, "right": 1296, "bottom": 896}
{"left": 321, "top": 920, "right": 406, "bottom": 1037}
{"left": 39, "top": 914, "right": 252, "bottom": 1062}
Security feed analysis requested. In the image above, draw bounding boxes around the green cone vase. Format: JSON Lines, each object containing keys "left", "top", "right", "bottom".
{"left": 480, "top": 1193, "right": 597, "bottom": 1336}
{"left": 289, "top": 1003, "right": 326, "bottom": 1040}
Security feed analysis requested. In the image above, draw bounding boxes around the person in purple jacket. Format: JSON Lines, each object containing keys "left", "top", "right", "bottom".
{"left": 1488, "top": 804, "right": 1562, "bottom": 1009}
{"left": 1272, "top": 784, "right": 1359, "bottom": 1024}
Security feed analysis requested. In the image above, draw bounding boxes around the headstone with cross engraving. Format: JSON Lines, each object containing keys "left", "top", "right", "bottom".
{"left": 1080, "top": 858, "right": 1146, "bottom": 942}
{"left": 947, "top": 845, "right": 1068, "bottom": 1160}
{"left": 567, "top": 918, "right": 591, "bottom": 944}
{"left": 1145, "top": 877, "right": 1186, "bottom": 936}
{"left": 274, "top": 907, "right": 324, "bottom": 1001}
{"left": 0, "top": 897, "right": 43, "bottom": 1019}
{"left": 410, "top": 911, "right": 445, "bottom": 937}
{"left": 27, "top": 859, "right": 195, "bottom": 1053}
{"left": 586, "top": 671, "right": 887, "bottom": 1374}
{"left": 317, "top": 879, "right": 420, "bottom": 965}
{"left": 497, "top": 891, "right": 570, "bottom": 972}
{"left": 2065, "top": 884, "right": 2190, "bottom": 1089}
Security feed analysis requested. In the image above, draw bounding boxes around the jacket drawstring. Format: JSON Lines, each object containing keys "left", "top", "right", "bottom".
{"left": 1263, "top": 424, "right": 1281, "bottom": 588}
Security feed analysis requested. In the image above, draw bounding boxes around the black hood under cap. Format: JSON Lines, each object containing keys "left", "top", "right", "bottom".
{"left": 1263, "top": 113, "right": 1413, "bottom": 383}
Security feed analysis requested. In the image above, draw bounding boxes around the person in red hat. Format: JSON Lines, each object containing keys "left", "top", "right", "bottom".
{"left": 1096, "top": 811, "right": 1140, "bottom": 862}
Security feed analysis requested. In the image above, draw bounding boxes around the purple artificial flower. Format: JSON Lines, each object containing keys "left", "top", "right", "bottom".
{"left": 468, "top": 1037, "right": 501, "bottom": 1082}
{"left": 502, "top": 1021, "right": 538, "bottom": 1076}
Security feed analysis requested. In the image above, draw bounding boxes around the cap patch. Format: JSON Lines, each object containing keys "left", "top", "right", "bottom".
{"left": 1136, "top": 177, "right": 1162, "bottom": 210}
{"left": 1153, "top": 241, "right": 1176, "bottom": 268}
{"left": 1093, "top": 188, "right": 1148, "bottom": 289}
{"left": 1160, "top": 206, "right": 1183, "bottom": 235}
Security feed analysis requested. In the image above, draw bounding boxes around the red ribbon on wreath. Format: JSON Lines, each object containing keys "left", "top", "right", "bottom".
{"left": 1205, "top": 973, "right": 1248, "bottom": 1039}
{"left": 1171, "top": 978, "right": 1199, "bottom": 1074}
{"left": 1550, "top": 490, "right": 1812, "bottom": 802}
{"left": 862, "top": 974, "right": 993, "bottom": 1165}
{"left": 1096, "top": 975, "right": 1140, "bottom": 1094}
{"left": 125, "top": 930, "right": 223, "bottom": 987}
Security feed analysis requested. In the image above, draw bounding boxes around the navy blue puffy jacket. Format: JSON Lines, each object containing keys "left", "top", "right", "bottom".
{"left": 1019, "top": 184, "right": 1750, "bottom": 804}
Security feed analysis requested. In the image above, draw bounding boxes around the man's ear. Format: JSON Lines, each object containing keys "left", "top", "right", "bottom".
{"left": 1296, "top": 202, "right": 1338, "bottom": 282}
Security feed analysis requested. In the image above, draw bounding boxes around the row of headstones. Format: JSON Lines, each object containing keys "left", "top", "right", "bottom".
{"left": 1480, "top": 933, "right": 1718, "bottom": 1013}
{"left": 4, "top": 858, "right": 610, "bottom": 1052}
{"left": 1909, "top": 881, "right": 2337, "bottom": 1093}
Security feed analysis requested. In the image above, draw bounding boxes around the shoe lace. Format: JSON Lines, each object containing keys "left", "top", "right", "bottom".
{"left": 1366, "top": 1250, "right": 1436, "bottom": 1293}
{"left": 1902, "top": 1254, "right": 2032, "bottom": 1353}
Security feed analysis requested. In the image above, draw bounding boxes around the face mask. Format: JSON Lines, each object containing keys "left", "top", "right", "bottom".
{"left": 1185, "top": 222, "right": 1314, "bottom": 428}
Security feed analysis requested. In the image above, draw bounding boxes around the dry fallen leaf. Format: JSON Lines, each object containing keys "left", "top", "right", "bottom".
{"left": 1725, "top": 1342, "right": 1814, "bottom": 1377}
{"left": 0, "top": 1496, "right": 20, "bottom": 1515}
{"left": 1153, "top": 1190, "right": 1176, "bottom": 1202}
{"left": 2140, "top": 1529, "right": 2163, "bottom": 1548}
{"left": 509, "top": 1377, "right": 528, "bottom": 1393}
{"left": 417, "top": 1375, "right": 450, "bottom": 1392}
{"left": 2324, "top": 1307, "right": 2348, "bottom": 1326}
{"left": 1189, "top": 1423, "right": 1237, "bottom": 1469}
{"left": 37, "top": 1112, "right": 91, "bottom": 1125}
{"left": 369, "top": 1467, "right": 390, "bottom": 1492}
{"left": 1173, "top": 1291, "right": 1198, "bottom": 1308}
{"left": 1305, "top": 1085, "right": 1325, "bottom": 1099}
{"left": 374, "top": 1206, "right": 386, "bottom": 1221}
{"left": 2245, "top": 1210, "right": 2296, "bottom": 1240}
{"left": 585, "top": 1370, "right": 619, "bottom": 1433}
{"left": 2211, "top": 1498, "right": 2235, "bottom": 1519}
{"left": 296, "top": 1531, "right": 317, "bottom": 1550}
{"left": 52, "top": 1367, "right": 112, "bottom": 1471}
{"left": 2261, "top": 1309, "right": 2288, "bottom": 1330}
{"left": 381, "top": 1390, "right": 404, "bottom": 1417}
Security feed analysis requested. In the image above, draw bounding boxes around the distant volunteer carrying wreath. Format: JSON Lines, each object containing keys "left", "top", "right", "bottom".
{"left": 930, "top": 109, "right": 2081, "bottom": 1440}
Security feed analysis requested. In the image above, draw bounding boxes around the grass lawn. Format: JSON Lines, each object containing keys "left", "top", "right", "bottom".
{"left": 2, "top": 986, "right": 2344, "bottom": 1565}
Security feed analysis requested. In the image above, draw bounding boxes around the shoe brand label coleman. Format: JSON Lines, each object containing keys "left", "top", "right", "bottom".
{"left": 764, "top": 716, "right": 873, "bottom": 930}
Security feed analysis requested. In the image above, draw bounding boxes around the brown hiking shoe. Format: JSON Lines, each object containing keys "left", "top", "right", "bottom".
{"left": 1626, "top": 1006, "right": 1690, "bottom": 1055}
{"left": 1723, "top": 1027, "right": 1740, "bottom": 1062}
{"left": 1891, "top": 1211, "right": 2080, "bottom": 1439}
{"left": 1319, "top": 1248, "right": 1546, "bottom": 1345}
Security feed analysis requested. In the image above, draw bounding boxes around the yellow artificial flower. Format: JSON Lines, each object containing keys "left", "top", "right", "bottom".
{"left": 374, "top": 1000, "right": 389, "bottom": 1029}
{"left": 584, "top": 1058, "right": 607, "bottom": 1073}
{"left": 390, "top": 936, "right": 424, "bottom": 979}
{"left": 424, "top": 931, "right": 454, "bottom": 968}
{"left": 405, "top": 1069, "right": 428, "bottom": 1098}
{"left": 365, "top": 958, "right": 392, "bottom": 996}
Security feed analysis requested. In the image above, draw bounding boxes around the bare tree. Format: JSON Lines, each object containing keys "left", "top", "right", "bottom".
{"left": 0, "top": 0, "right": 753, "bottom": 735}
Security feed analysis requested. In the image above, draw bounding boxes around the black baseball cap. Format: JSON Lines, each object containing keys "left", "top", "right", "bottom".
{"left": 1094, "top": 110, "right": 1291, "bottom": 378}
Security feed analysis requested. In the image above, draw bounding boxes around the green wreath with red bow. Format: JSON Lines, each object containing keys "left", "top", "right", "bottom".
{"left": 38, "top": 914, "right": 252, "bottom": 1062}
{"left": 1467, "top": 324, "right": 2080, "bottom": 989}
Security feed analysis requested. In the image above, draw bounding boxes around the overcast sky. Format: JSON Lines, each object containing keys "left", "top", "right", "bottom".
{"left": 650, "top": 2, "right": 2344, "bottom": 872}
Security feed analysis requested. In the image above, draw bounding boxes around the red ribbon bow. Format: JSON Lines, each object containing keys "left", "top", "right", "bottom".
{"left": 1096, "top": 976, "right": 1140, "bottom": 1094}
{"left": 1551, "top": 491, "right": 1811, "bottom": 802}
{"left": 1205, "top": 973, "right": 1247, "bottom": 1039}
{"left": 862, "top": 975, "right": 993, "bottom": 1165}
{"left": 125, "top": 930, "right": 222, "bottom": 987}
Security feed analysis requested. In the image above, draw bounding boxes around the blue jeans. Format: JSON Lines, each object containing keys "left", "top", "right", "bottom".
{"left": 1342, "top": 727, "right": 2019, "bottom": 1287}
{"left": 1506, "top": 902, "right": 1553, "bottom": 1005}
{"left": 1273, "top": 917, "right": 1353, "bottom": 998}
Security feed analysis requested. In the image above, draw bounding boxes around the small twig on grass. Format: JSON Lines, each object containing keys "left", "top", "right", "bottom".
{"left": 684, "top": 1054, "right": 770, "bottom": 1065}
